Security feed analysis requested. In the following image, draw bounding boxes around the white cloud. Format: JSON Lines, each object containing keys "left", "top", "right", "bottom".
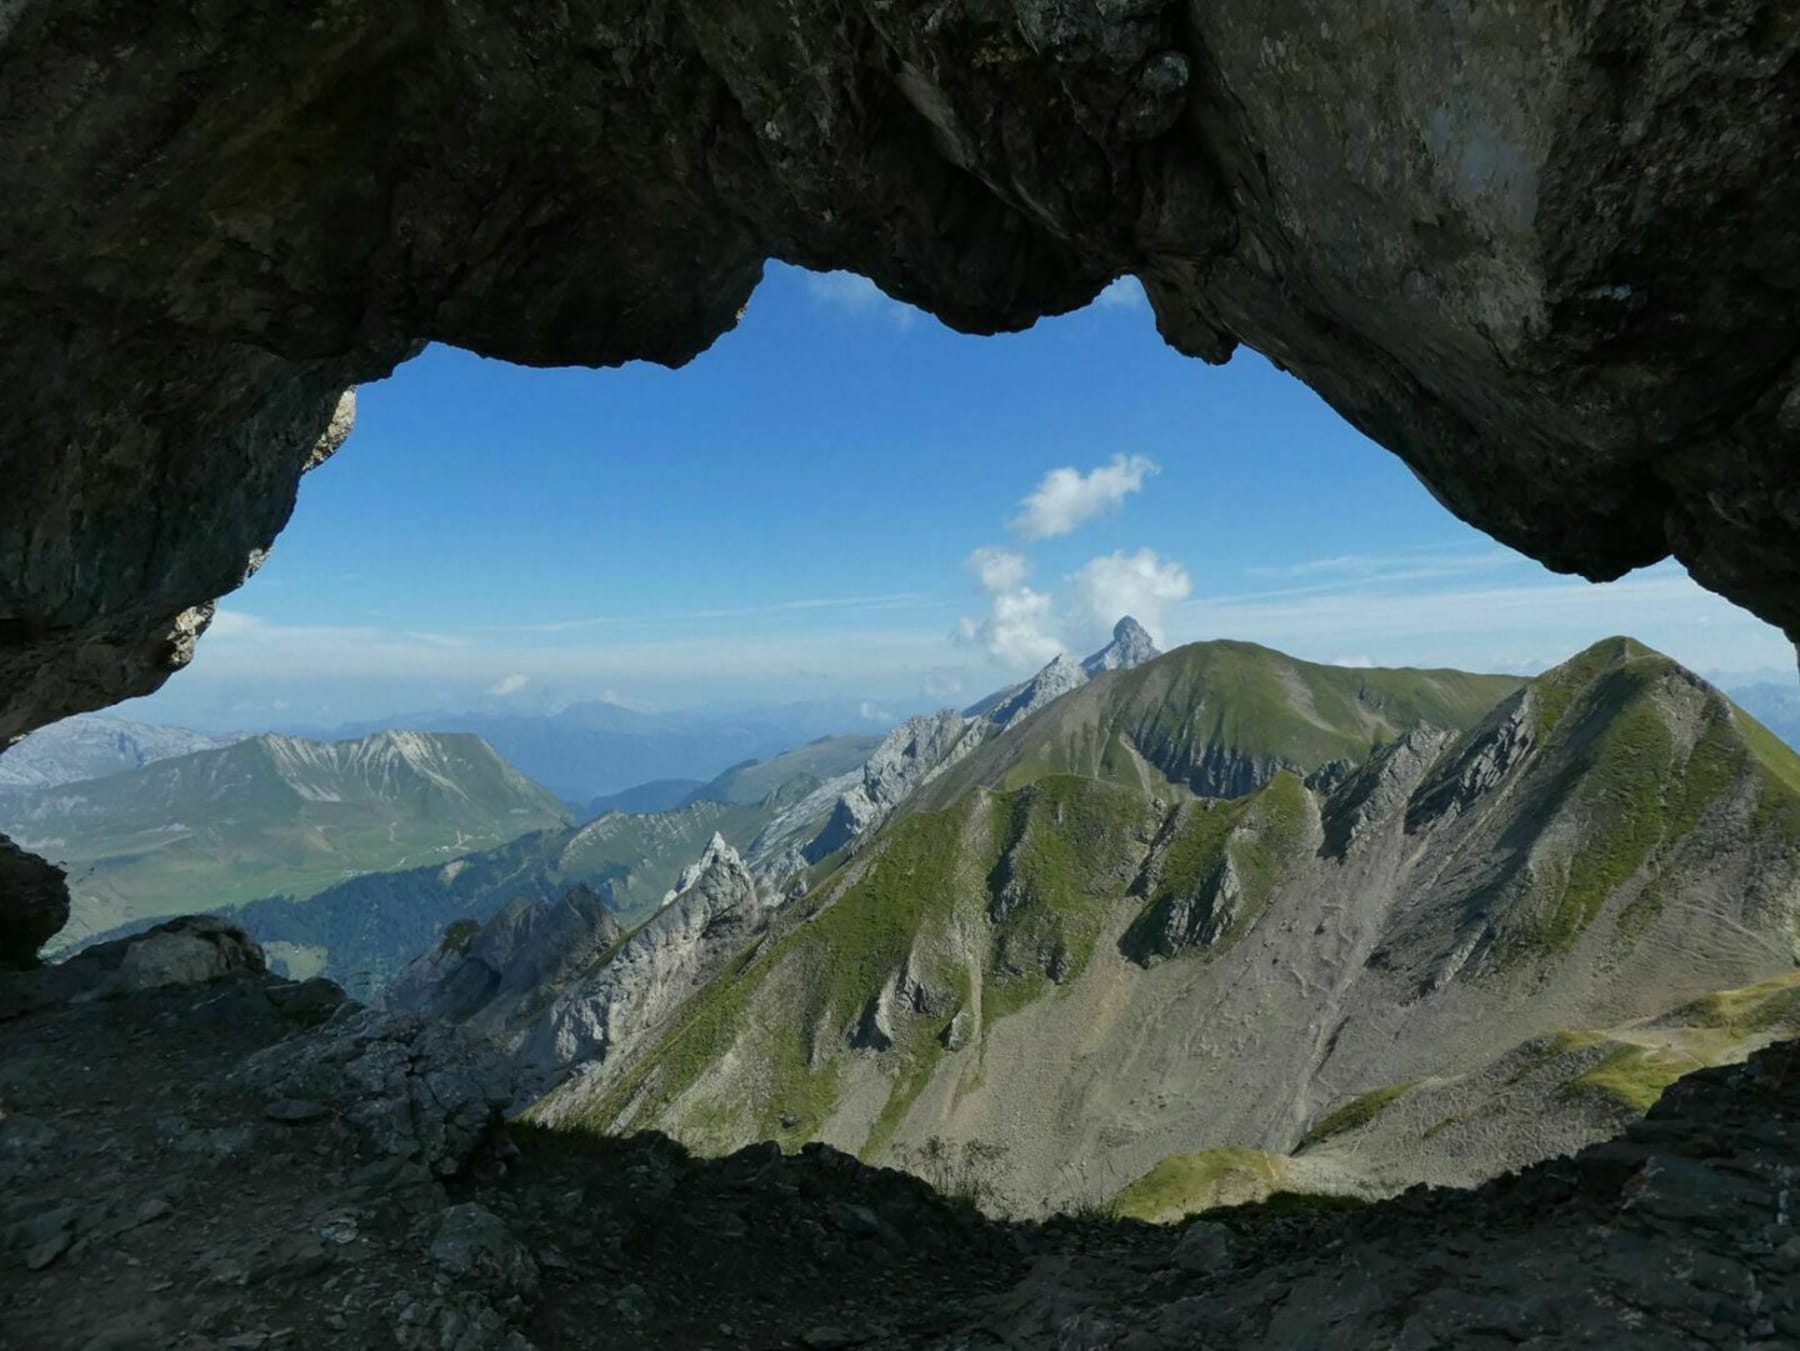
{"left": 474, "top": 592, "right": 935, "bottom": 635}
{"left": 487, "top": 674, "right": 530, "bottom": 697}
{"left": 967, "top": 546, "right": 1031, "bottom": 594}
{"left": 1094, "top": 277, "right": 1148, "bottom": 311}
{"left": 804, "top": 271, "right": 918, "bottom": 328}
{"left": 1070, "top": 549, "right": 1193, "bottom": 645}
{"left": 1013, "top": 453, "right": 1159, "bottom": 540}
{"left": 859, "top": 701, "right": 894, "bottom": 724}
{"left": 959, "top": 546, "right": 1067, "bottom": 669}
{"left": 958, "top": 587, "right": 1065, "bottom": 669}
{"left": 1330, "top": 654, "right": 1376, "bottom": 669}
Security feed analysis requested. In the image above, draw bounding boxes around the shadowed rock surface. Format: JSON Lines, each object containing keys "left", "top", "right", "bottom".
{"left": 0, "top": 838, "right": 67, "bottom": 970}
{"left": 6, "top": 922, "right": 1800, "bottom": 1348}
{"left": 3, "top": 2, "right": 1799, "bottom": 749}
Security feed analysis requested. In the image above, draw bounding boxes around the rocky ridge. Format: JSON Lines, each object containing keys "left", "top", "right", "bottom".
{"left": 517, "top": 834, "right": 770, "bottom": 1087}
{"left": 6, "top": 914, "right": 1800, "bottom": 1349}
{"left": 529, "top": 638, "right": 1800, "bottom": 1218}
{"left": 389, "top": 834, "right": 777, "bottom": 1103}
{"left": 0, "top": 715, "right": 239, "bottom": 795}
{"left": 755, "top": 619, "right": 1166, "bottom": 887}
{"left": 384, "top": 886, "right": 622, "bottom": 1047}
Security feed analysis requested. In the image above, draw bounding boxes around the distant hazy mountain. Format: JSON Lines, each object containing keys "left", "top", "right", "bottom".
{"left": 685, "top": 736, "right": 884, "bottom": 808}
{"left": 1, "top": 731, "right": 568, "bottom": 950}
{"left": 0, "top": 715, "right": 239, "bottom": 793}
{"left": 228, "top": 733, "right": 882, "bottom": 996}
{"left": 301, "top": 699, "right": 901, "bottom": 801}
{"left": 511, "top": 638, "right": 1800, "bottom": 1224}
{"left": 584, "top": 780, "right": 708, "bottom": 818}
{"left": 1727, "top": 682, "right": 1800, "bottom": 751}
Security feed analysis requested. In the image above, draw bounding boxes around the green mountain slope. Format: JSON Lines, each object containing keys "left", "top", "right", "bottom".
{"left": 690, "top": 735, "right": 883, "bottom": 807}
{"left": 915, "top": 640, "right": 1523, "bottom": 807}
{"left": 224, "top": 733, "right": 882, "bottom": 995}
{"left": 3, "top": 731, "right": 569, "bottom": 949}
{"left": 529, "top": 638, "right": 1800, "bottom": 1218}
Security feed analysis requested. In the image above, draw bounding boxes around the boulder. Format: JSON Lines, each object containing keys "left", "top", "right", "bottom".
{"left": 233, "top": 1007, "right": 517, "bottom": 1177}
{"left": 429, "top": 1203, "right": 540, "bottom": 1305}
{"left": 0, "top": 837, "right": 68, "bottom": 968}
{"left": 109, "top": 916, "right": 266, "bottom": 994}
{"left": 1171, "top": 1220, "right": 1234, "bottom": 1276}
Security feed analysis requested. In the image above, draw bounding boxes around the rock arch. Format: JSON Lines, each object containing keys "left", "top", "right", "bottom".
{"left": 2, "top": 0, "right": 1797, "bottom": 743}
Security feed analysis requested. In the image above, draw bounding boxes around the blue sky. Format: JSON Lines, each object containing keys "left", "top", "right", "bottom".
{"left": 128, "top": 264, "right": 1793, "bottom": 729}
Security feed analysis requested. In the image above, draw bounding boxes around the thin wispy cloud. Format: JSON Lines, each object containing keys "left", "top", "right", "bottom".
{"left": 1013, "top": 453, "right": 1159, "bottom": 540}
{"left": 1246, "top": 545, "right": 1519, "bottom": 582}
{"left": 210, "top": 609, "right": 470, "bottom": 652}
{"left": 171, "top": 613, "right": 970, "bottom": 697}
{"left": 471, "top": 592, "right": 942, "bottom": 635}
{"left": 804, "top": 271, "right": 919, "bottom": 328}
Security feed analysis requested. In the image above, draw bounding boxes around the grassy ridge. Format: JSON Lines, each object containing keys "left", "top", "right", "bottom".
{"left": 1123, "top": 771, "right": 1312, "bottom": 962}
{"left": 558, "top": 777, "right": 1169, "bottom": 1150}
{"left": 923, "top": 641, "right": 1522, "bottom": 809}
{"left": 1509, "top": 639, "right": 1800, "bottom": 955}
{"left": 1109, "top": 1149, "right": 1300, "bottom": 1222}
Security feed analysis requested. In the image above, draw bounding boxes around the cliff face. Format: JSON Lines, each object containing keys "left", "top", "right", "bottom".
{"left": 2, "top": 2, "right": 1798, "bottom": 747}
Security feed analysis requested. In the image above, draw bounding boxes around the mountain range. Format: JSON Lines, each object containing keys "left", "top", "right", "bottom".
{"left": 286, "top": 698, "right": 903, "bottom": 803}
{"left": 1, "top": 731, "right": 570, "bottom": 950}
{"left": 394, "top": 635, "right": 1800, "bottom": 1222}
{"left": 0, "top": 715, "right": 241, "bottom": 793}
{"left": 225, "top": 733, "right": 883, "bottom": 996}
{"left": 232, "top": 623, "right": 1172, "bottom": 998}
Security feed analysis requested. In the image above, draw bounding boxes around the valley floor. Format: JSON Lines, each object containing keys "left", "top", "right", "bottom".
{"left": 4, "top": 924, "right": 1800, "bottom": 1349}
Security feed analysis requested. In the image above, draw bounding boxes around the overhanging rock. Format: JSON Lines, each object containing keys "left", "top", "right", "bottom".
{"left": 2, "top": 1, "right": 1796, "bottom": 742}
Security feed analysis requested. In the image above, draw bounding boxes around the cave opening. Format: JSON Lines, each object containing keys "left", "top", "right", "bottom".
{"left": 5, "top": 260, "right": 1798, "bottom": 1238}
{"left": 5, "top": 0, "right": 1800, "bottom": 1336}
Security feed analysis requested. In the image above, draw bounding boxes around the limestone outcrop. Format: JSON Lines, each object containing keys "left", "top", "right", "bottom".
{"left": 1083, "top": 616, "right": 1160, "bottom": 677}
{"left": 515, "top": 834, "right": 770, "bottom": 1095}
{"left": 385, "top": 884, "right": 624, "bottom": 1039}
{"left": 1, "top": 2, "right": 1797, "bottom": 752}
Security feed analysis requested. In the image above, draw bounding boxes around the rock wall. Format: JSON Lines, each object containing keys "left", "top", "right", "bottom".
{"left": 2, "top": 0, "right": 1797, "bottom": 744}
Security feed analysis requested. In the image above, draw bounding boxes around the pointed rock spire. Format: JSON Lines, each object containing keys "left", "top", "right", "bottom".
{"left": 1082, "top": 615, "right": 1160, "bottom": 676}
